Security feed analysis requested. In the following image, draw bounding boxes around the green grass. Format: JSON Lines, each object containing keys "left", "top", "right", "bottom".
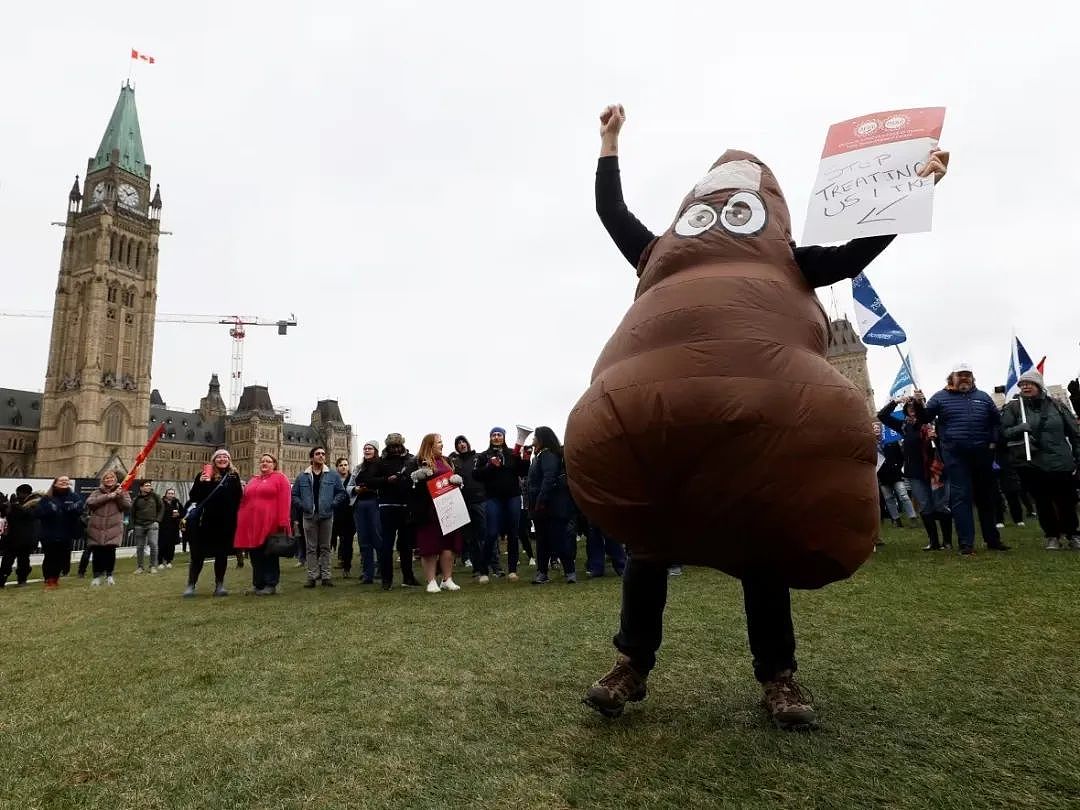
{"left": 2, "top": 524, "right": 1079, "bottom": 809}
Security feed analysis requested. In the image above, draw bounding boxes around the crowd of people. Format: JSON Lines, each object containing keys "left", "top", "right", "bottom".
{"left": 0, "top": 427, "right": 630, "bottom": 595}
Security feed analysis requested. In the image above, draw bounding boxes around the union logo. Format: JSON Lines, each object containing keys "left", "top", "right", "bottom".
{"left": 855, "top": 120, "right": 879, "bottom": 137}
{"left": 884, "top": 115, "right": 908, "bottom": 130}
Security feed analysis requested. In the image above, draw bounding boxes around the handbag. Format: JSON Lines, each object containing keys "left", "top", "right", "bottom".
{"left": 263, "top": 532, "right": 296, "bottom": 557}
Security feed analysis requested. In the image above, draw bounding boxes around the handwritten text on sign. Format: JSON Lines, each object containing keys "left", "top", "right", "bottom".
{"left": 802, "top": 107, "right": 946, "bottom": 245}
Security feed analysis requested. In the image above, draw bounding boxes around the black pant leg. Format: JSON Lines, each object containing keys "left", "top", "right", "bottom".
{"left": 188, "top": 544, "right": 205, "bottom": 585}
{"left": 612, "top": 554, "right": 669, "bottom": 673}
{"left": 378, "top": 507, "right": 398, "bottom": 585}
{"left": 214, "top": 554, "right": 229, "bottom": 582}
{"left": 1049, "top": 471, "right": 1079, "bottom": 537}
{"left": 742, "top": 574, "right": 797, "bottom": 683}
{"left": 77, "top": 547, "right": 91, "bottom": 576}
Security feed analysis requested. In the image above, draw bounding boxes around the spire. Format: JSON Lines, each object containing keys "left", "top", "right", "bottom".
{"left": 199, "top": 374, "right": 227, "bottom": 419}
{"left": 68, "top": 175, "right": 82, "bottom": 203}
{"left": 91, "top": 83, "right": 148, "bottom": 178}
{"left": 150, "top": 184, "right": 162, "bottom": 209}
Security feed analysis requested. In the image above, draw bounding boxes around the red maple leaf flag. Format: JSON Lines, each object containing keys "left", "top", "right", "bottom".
{"left": 131, "top": 49, "right": 156, "bottom": 64}
{"left": 1037, "top": 356, "right": 1046, "bottom": 376}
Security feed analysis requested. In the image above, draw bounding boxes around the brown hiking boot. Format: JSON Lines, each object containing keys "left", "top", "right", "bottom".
{"left": 761, "top": 671, "right": 818, "bottom": 730}
{"left": 583, "top": 654, "right": 648, "bottom": 718}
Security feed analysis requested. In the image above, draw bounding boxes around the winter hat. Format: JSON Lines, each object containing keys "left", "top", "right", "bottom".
{"left": 212, "top": 448, "right": 231, "bottom": 463}
{"left": 490, "top": 426, "right": 507, "bottom": 436}
{"left": 1018, "top": 369, "right": 1044, "bottom": 390}
{"left": 454, "top": 435, "right": 471, "bottom": 451}
{"left": 363, "top": 439, "right": 380, "bottom": 453}
{"left": 385, "top": 433, "right": 403, "bottom": 447}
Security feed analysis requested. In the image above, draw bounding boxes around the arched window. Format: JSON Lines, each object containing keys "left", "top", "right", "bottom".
{"left": 135, "top": 242, "right": 143, "bottom": 269}
{"left": 59, "top": 405, "right": 77, "bottom": 445}
{"left": 104, "top": 404, "right": 125, "bottom": 444}
{"left": 110, "top": 232, "right": 117, "bottom": 260}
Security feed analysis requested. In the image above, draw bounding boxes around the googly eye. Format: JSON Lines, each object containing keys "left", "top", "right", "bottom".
{"left": 719, "top": 191, "right": 767, "bottom": 236}
{"left": 674, "top": 203, "right": 717, "bottom": 237}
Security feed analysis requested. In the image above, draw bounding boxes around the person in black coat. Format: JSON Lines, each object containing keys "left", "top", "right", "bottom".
{"left": 182, "top": 449, "right": 243, "bottom": 597}
{"left": 159, "top": 488, "right": 183, "bottom": 568}
{"left": 371, "top": 434, "right": 420, "bottom": 589}
{"left": 449, "top": 436, "right": 488, "bottom": 576}
{"left": 527, "top": 427, "right": 576, "bottom": 584}
{"left": 1, "top": 485, "right": 40, "bottom": 587}
{"left": 474, "top": 427, "right": 530, "bottom": 581}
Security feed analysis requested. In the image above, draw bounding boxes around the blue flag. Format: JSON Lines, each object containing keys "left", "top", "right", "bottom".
{"left": 889, "top": 352, "right": 917, "bottom": 399}
{"left": 1005, "top": 334, "right": 1034, "bottom": 400}
{"left": 851, "top": 273, "right": 907, "bottom": 346}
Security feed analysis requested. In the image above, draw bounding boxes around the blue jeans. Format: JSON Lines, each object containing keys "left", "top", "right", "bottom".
{"left": 942, "top": 446, "right": 1001, "bottom": 550}
{"left": 484, "top": 496, "right": 521, "bottom": 574}
{"left": 586, "top": 525, "right": 626, "bottom": 576}
{"left": 879, "top": 481, "right": 916, "bottom": 520}
{"left": 352, "top": 499, "right": 381, "bottom": 582}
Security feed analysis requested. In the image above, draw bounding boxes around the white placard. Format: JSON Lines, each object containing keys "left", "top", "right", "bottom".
{"left": 802, "top": 107, "right": 946, "bottom": 245}
{"left": 434, "top": 486, "right": 470, "bottom": 535}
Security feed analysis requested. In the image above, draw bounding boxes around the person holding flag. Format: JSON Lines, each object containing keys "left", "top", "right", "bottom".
{"left": 917, "top": 364, "right": 1008, "bottom": 555}
{"left": 1000, "top": 370, "right": 1080, "bottom": 550}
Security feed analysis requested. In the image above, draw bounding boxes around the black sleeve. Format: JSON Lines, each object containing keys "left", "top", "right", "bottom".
{"left": 794, "top": 235, "right": 896, "bottom": 289}
{"left": 876, "top": 401, "right": 906, "bottom": 432}
{"left": 596, "top": 156, "right": 657, "bottom": 268}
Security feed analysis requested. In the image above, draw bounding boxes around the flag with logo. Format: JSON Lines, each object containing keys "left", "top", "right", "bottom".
{"left": 851, "top": 272, "right": 907, "bottom": 346}
{"left": 1005, "top": 334, "right": 1034, "bottom": 400}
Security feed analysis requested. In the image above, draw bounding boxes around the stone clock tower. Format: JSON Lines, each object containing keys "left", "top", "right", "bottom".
{"left": 35, "top": 82, "right": 163, "bottom": 477}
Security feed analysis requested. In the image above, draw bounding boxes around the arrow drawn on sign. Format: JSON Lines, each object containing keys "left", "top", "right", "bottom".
{"left": 856, "top": 195, "right": 909, "bottom": 224}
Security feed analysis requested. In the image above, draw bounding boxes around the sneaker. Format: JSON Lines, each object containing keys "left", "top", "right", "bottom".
{"left": 381, "top": 582, "right": 393, "bottom": 591}
{"left": 1068, "top": 536, "right": 1080, "bottom": 551}
{"left": 182, "top": 584, "right": 196, "bottom": 597}
{"left": 303, "top": 580, "right": 317, "bottom": 589}
{"left": 565, "top": 572, "right": 577, "bottom": 584}
{"left": 493, "top": 570, "right": 506, "bottom": 579}
{"left": 668, "top": 565, "right": 683, "bottom": 576}
{"left": 1045, "top": 537, "right": 1061, "bottom": 550}
{"left": 106, "top": 576, "right": 116, "bottom": 586}
{"left": 425, "top": 580, "right": 440, "bottom": 594}
{"left": 761, "top": 671, "right": 818, "bottom": 730}
{"left": 134, "top": 567, "right": 144, "bottom": 575}
{"left": 583, "top": 654, "right": 648, "bottom": 718}
{"left": 464, "top": 559, "right": 473, "bottom": 568}
{"left": 91, "top": 577, "right": 102, "bottom": 587}
{"left": 1017, "top": 521, "right": 1026, "bottom": 528}
{"left": 254, "top": 586, "right": 276, "bottom": 596}
{"left": 922, "top": 543, "right": 940, "bottom": 551}
{"left": 440, "top": 579, "right": 461, "bottom": 592}
{"left": 995, "top": 523, "right": 1005, "bottom": 529}
{"left": 960, "top": 547, "right": 975, "bottom": 556}
{"left": 507, "top": 572, "right": 519, "bottom": 582}
{"left": 165, "top": 562, "right": 173, "bottom": 569}
{"left": 529, "top": 558, "right": 537, "bottom": 567}
{"left": 477, "top": 575, "right": 490, "bottom": 584}
{"left": 532, "top": 573, "right": 550, "bottom": 585}
{"left": 150, "top": 566, "right": 158, "bottom": 574}
{"left": 213, "top": 584, "right": 228, "bottom": 597}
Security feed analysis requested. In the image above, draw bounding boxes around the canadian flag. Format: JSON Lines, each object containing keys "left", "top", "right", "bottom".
{"left": 1037, "top": 356, "right": 1046, "bottom": 376}
{"left": 131, "top": 49, "right": 155, "bottom": 64}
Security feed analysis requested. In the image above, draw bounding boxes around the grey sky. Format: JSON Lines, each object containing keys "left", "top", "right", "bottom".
{"left": 1, "top": 5, "right": 1075, "bottom": 457}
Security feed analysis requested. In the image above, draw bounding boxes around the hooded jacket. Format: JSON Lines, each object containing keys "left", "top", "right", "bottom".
{"left": 85, "top": 485, "right": 133, "bottom": 547}
{"left": 4, "top": 492, "right": 42, "bottom": 550}
{"left": 448, "top": 436, "right": 485, "bottom": 504}
{"left": 475, "top": 445, "right": 529, "bottom": 501}
{"left": 1001, "top": 389, "right": 1080, "bottom": 473}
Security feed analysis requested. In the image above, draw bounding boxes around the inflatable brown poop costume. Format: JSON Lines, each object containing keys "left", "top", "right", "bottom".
{"left": 571, "top": 104, "right": 949, "bottom": 728}
{"left": 565, "top": 149, "right": 877, "bottom": 589}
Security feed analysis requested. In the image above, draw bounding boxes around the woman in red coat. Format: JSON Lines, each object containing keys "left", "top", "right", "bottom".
{"left": 234, "top": 453, "right": 292, "bottom": 595}
{"left": 405, "top": 434, "right": 465, "bottom": 594}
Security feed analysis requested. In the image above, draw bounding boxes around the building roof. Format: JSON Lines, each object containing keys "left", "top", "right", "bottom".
{"left": 235, "top": 385, "right": 276, "bottom": 415}
{"left": 90, "top": 83, "right": 148, "bottom": 179}
{"left": 0, "top": 389, "right": 42, "bottom": 431}
{"left": 148, "top": 407, "right": 225, "bottom": 445}
{"left": 283, "top": 424, "right": 321, "bottom": 446}
{"left": 826, "top": 318, "right": 867, "bottom": 358}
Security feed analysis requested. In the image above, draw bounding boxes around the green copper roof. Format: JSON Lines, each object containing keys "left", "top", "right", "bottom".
{"left": 91, "top": 83, "right": 147, "bottom": 178}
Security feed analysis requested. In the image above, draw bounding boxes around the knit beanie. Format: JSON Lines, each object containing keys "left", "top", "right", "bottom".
{"left": 490, "top": 426, "right": 507, "bottom": 437}
{"left": 212, "top": 448, "right": 231, "bottom": 463}
{"left": 363, "top": 439, "right": 380, "bottom": 453}
{"left": 1018, "top": 369, "right": 1044, "bottom": 390}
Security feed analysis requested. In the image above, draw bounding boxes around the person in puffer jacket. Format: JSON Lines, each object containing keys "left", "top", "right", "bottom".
{"left": 918, "top": 363, "right": 1008, "bottom": 555}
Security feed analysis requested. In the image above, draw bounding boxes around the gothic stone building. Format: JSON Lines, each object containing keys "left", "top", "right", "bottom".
{"left": 0, "top": 83, "right": 351, "bottom": 482}
{"left": 826, "top": 317, "right": 876, "bottom": 417}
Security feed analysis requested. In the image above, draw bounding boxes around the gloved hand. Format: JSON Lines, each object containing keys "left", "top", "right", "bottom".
{"left": 411, "top": 466, "right": 434, "bottom": 482}
{"left": 449, "top": 474, "right": 463, "bottom": 487}
{"left": 1016, "top": 422, "right": 1032, "bottom": 433}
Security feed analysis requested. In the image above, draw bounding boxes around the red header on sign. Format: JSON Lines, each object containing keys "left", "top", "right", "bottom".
{"left": 820, "top": 107, "right": 946, "bottom": 159}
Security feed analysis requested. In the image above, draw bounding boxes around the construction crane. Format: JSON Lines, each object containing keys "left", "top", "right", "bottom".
{"left": 0, "top": 309, "right": 297, "bottom": 412}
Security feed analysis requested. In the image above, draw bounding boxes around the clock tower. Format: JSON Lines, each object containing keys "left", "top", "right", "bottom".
{"left": 35, "top": 82, "right": 163, "bottom": 477}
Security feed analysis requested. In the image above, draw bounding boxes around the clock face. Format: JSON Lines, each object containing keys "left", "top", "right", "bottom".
{"left": 117, "top": 183, "right": 139, "bottom": 209}
{"left": 91, "top": 182, "right": 107, "bottom": 204}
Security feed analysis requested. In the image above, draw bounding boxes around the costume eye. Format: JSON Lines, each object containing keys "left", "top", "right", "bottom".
{"left": 719, "top": 191, "right": 767, "bottom": 236}
{"left": 674, "top": 203, "right": 717, "bottom": 237}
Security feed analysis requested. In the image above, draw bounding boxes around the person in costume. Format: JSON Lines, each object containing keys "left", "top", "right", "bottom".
{"left": 566, "top": 104, "right": 949, "bottom": 728}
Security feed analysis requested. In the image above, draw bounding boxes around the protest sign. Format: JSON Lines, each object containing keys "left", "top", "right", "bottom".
{"left": 803, "top": 107, "right": 945, "bottom": 244}
{"left": 427, "top": 472, "right": 470, "bottom": 535}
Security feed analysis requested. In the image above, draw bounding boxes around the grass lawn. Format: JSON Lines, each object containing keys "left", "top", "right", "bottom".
{"left": 2, "top": 523, "right": 1079, "bottom": 809}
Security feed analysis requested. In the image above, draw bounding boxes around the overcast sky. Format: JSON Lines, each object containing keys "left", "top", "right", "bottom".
{"left": 1, "top": 4, "right": 1076, "bottom": 458}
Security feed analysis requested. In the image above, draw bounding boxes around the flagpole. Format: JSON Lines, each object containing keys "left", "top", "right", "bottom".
{"left": 1011, "top": 329, "right": 1032, "bottom": 462}
{"left": 894, "top": 345, "right": 917, "bottom": 392}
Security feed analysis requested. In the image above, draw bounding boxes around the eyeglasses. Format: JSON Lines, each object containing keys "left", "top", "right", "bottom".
{"left": 314, "top": 451, "right": 326, "bottom": 456}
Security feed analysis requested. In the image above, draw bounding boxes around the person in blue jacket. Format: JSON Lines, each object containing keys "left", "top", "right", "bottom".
{"left": 527, "top": 426, "right": 577, "bottom": 584}
{"left": 292, "top": 446, "right": 348, "bottom": 587}
{"left": 33, "top": 476, "right": 85, "bottom": 589}
{"left": 918, "top": 363, "right": 1009, "bottom": 555}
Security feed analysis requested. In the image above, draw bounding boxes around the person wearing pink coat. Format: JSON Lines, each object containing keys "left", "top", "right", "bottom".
{"left": 235, "top": 453, "right": 292, "bottom": 595}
